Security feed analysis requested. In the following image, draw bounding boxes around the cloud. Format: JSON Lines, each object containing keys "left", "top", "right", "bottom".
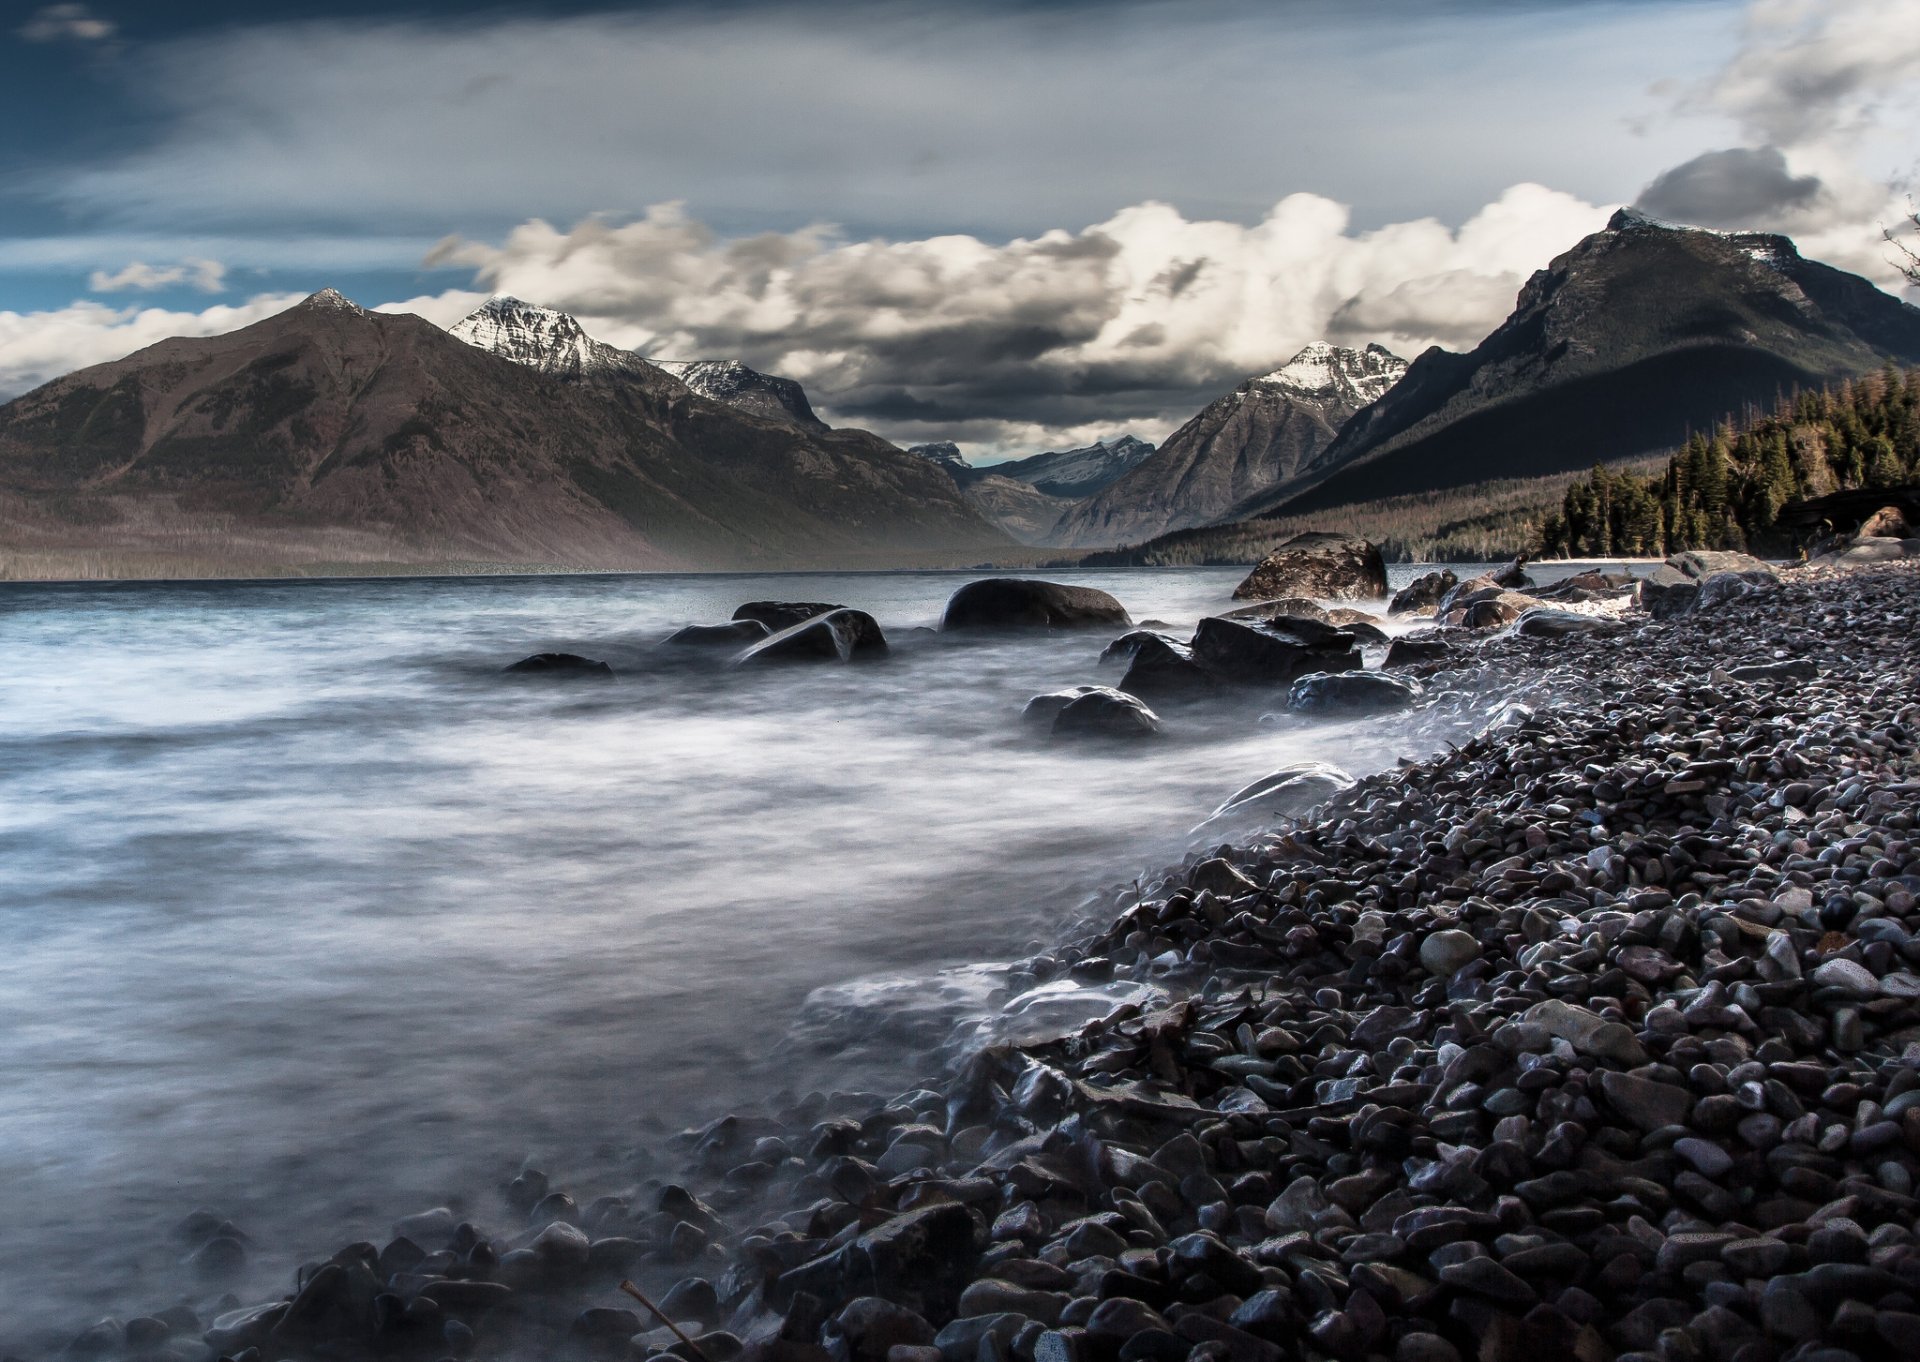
{"left": 19, "top": 4, "right": 115, "bottom": 43}
{"left": 425, "top": 184, "right": 1614, "bottom": 454}
{"left": 88, "top": 258, "right": 227, "bottom": 293}
{"left": 38, "top": 3, "right": 1723, "bottom": 241}
{"left": 1636, "top": 146, "right": 1825, "bottom": 229}
{"left": 1703, "top": 0, "right": 1920, "bottom": 148}
{"left": 0, "top": 294, "right": 304, "bottom": 400}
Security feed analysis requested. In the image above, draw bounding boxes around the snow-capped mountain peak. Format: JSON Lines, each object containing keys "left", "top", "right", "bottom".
{"left": 909, "top": 441, "right": 973, "bottom": 472}
{"left": 650, "top": 358, "right": 827, "bottom": 431}
{"left": 1256, "top": 342, "right": 1408, "bottom": 407}
{"left": 448, "top": 296, "right": 637, "bottom": 379}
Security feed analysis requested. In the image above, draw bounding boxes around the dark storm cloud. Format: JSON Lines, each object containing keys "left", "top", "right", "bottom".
{"left": 1635, "top": 146, "right": 1824, "bottom": 230}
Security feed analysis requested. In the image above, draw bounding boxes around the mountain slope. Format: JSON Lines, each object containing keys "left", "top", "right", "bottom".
{"left": 0, "top": 291, "right": 1012, "bottom": 574}
{"left": 986, "top": 435, "right": 1156, "bottom": 497}
{"left": 650, "top": 359, "right": 828, "bottom": 432}
{"left": 1250, "top": 211, "right": 1920, "bottom": 520}
{"left": 1054, "top": 343, "right": 1407, "bottom": 547}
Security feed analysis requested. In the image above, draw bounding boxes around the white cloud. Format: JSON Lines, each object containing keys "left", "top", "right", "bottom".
{"left": 19, "top": 4, "right": 115, "bottom": 43}
{"left": 423, "top": 185, "right": 1615, "bottom": 454}
{"left": 88, "top": 258, "right": 227, "bottom": 293}
{"left": 0, "top": 295, "right": 302, "bottom": 399}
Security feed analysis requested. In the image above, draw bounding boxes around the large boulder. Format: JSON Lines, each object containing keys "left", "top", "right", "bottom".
{"left": 1287, "top": 670, "right": 1421, "bottom": 713}
{"left": 734, "top": 601, "right": 847, "bottom": 633}
{"left": 1231, "top": 532, "right": 1388, "bottom": 602}
{"left": 1052, "top": 688, "right": 1162, "bottom": 739}
{"left": 664, "top": 620, "right": 772, "bottom": 648}
{"left": 735, "top": 609, "right": 888, "bottom": 665}
{"left": 1189, "top": 617, "right": 1361, "bottom": 686}
{"left": 1389, "top": 570, "right": 1457, "bottom": 616}
{"left": 1637, "top": 565, "right": 1698, "bottom": 619}
{"left": 1860, "top": 505, "right": 1912, "bottom": 538}
{"left": 1022, "top": 685, "right": 1108, "bottom": 726}
{"left": 1447, "top": 593, "right": 1538, "bottom": 630}
{"left": 503, "top": 652, "right": 614, "bottom": 679}
{"left": 1191, "top": 762, "right": 1355, "bottom": 837}
{"left": 1489, "top": 557, "right": 1533, "bottom": 588}
{"left": 940, "top": 579, "right": 1130, "bottom": 631}
{"left": 1642, "top": 551, "right": 1780, "bottom": 618}
{"left": 1534, "top": 568, "right": 1633, "bottom": 602}
{"left": 1118, "top": 635, "right": 1218, "bottom": 702}
{"left": 1669, "top": 549, "right": 1776, "bottom": 580}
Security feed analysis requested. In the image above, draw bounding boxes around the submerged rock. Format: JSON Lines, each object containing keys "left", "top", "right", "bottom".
{"left": 941, "top": 579, "right": 1130, "bottom": 631}
{"left": 502, "top": 652, "right": 614, "bottom": 678}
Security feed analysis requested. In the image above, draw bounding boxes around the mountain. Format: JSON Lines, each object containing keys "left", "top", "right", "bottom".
{"left": 450, "top": 297, "right": 830, "bottom": 432}
{"left": 446, "top": 295, "right": 650, "bottom": 380}
{"left": 0, "top": 291, "right": 1012, "bottom": 575}
{"left": 1053, "top": 343, "right": 1408, "bottom": 547}
{"left": 649, "top": 359, "right": 828, "bottom": 432}
{"left": 986, "top": 435, "right": 1157, "bottom": 497}
{"left": 909, "top": 441, "right": 973, "bottom": 475}
{"left": 1247, "top": 210, "right": 1920, "bottom": 520}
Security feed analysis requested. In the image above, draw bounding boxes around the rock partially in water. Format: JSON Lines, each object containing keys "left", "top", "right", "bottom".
{"left": 665, "top": 620, "right": 772, "bottom": 648}
{"left": 733, "top": 601, "right": 848, "bottom": 633}
{"left": 1118, "top": 636, "right": 1217, "bottom": 703}
{"left": 1099, "top": 630, "right": 1184, "bottom": 664}
{"left": 941, "top": 579, "right": 1130, "bottom": 631}
{"left": 1051, "top": 688, "right": 1162, "bottom": 740}
{"left": 1287, "top": 670, "right": 1420, "bottom": 713}
{"left": 502, "top": 652, "right": 614, "bottom": 678}
{"left": 735, "top": 609, "right": 888, "bottom": 665}
{"left": 1189, "top": 617, "right": 1360, "bottom": 686}
{"left": 1021, "top": 685, "right": 1110, "bottom": 726}
{"left": 1390, "top": 570, "right": 1457, "bottom": 617}
{"left": 1221, "top": 597, "right": 1333, "bottom": 624}
{"left": 1191, "top": 762, "right": 1355, "bottom": 836}
{"left": 1511, "top": 608, "right": 1624, "bottom": 638}
{"left": 1232, "top": 532, "right": 1387, "bottom": 602}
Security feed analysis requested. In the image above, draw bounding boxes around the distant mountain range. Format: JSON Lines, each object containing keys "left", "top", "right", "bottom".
{"left": 0, "top": 291, "right": 1010, "bottom": 574}
{"left": 905, "top": 435, "right": 1157, "bottom": 543}
{"left": 2, "top": 213, "right": 1915, "bottom": 578}
{"left": 1052, "top": 343, "right": 1408, "bottom": 547}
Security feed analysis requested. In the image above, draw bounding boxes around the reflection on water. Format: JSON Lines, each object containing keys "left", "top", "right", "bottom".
{"left": 0, "top": 563, "right": 1525, "bottom": 1344}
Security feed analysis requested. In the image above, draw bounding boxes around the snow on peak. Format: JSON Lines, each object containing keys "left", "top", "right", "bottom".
{"left": 1255, "top": 342, "right": 1408, "bottom": 406}
{"left": 300, "top": 287, "right": 366, "bottom": 315}
{"left": 448, "top": 296, "right": 633, "bottom": 378}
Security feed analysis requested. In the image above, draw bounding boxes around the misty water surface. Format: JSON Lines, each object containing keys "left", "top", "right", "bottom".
{"left": 0, "top": 564, "right": 1524, "bottom": 1344}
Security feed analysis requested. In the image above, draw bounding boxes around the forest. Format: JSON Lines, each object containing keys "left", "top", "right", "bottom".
{"left": 1539, "top": 364, "right": 1920, "bottom": 557}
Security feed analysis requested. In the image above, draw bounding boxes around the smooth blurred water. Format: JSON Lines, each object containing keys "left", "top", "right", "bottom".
{"left": 0, "top": 563, "right": 1539, "bottom": 1344}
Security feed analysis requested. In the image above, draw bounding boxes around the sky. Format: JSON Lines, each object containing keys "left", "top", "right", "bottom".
{"left": 1, "top": 0, "right": 1917, "bottom": 458}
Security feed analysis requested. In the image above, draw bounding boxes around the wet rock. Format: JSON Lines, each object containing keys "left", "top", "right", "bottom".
{"left": 667, "top": 620, "right": 772, "bottom": 647}
{"left": 1190, "top": 617, "right": 1360, "bottom": 686}
{"left": 1596, "top": 1070, "right": 1691, "bottom": 1132}
{"left": 1232, "top": 531, "right": 1388, "bottom": 602}
{"left": 941, "top": 580, "right": 1130, "bottom": 631}
{"left": 1384, "top": 635, "right": 1454, "bottom": 668}
{"left": 1051, "top": 688, "right": 1162, "bottom": 740}
{"left": 1391, "top": 571, "right": 1458, "bottom": 617}
{"left": 1191, "top": 762, "right": 1355, "bottom": 836}
{"left": 736, "top": 609, "right": 888, "bottom": 665}
{"left": 734, "top": 601, "right": 848, "bottom": 633}
{"left": 1286, "top": 670, "right": 1420, "bottom": 713}
{"left": 1118, "top": 636, "right": 1218, "bottom": 702}
{"left": 1512, "top": 609, "right": 1623, "bottom": 638}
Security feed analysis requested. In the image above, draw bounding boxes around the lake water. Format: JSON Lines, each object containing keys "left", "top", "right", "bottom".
{"left": 0, "top": 564, "right": 1552, "bottom": 1346}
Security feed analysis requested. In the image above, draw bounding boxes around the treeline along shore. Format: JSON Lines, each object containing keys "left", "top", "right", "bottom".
{"left": 58, "top": 538, "right": 1920, "bottom": 1362}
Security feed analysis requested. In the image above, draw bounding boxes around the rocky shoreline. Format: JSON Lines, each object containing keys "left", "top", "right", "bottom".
{"left": 47, "top": 560, "right": 1920, "bottom": 1362}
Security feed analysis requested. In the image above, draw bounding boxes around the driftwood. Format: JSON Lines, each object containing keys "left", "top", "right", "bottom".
{"left": 619, "top": 1280, "right": 714, "bottom": 1362}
